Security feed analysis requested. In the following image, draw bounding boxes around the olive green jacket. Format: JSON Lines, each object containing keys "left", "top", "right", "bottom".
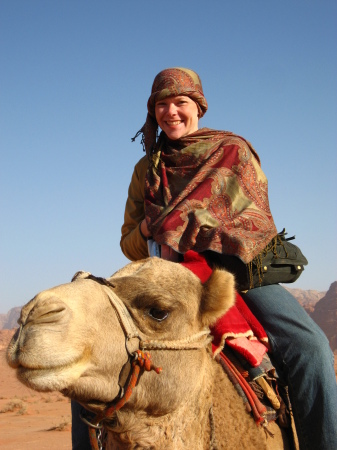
{"left": 120, "top": 156, "right": 149, "bottom": 261}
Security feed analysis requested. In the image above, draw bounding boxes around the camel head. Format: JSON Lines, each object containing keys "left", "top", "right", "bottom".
{"left": 7, "top": 257, "right": 235, "bottom": 416}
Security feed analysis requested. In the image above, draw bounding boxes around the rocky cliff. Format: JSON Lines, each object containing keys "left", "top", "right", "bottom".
{"left": 284, "top": 287, "right": 325, "bottom": 314}
{"left": 310, "top": 281, "right": 337, "bottom": 352}
{"left": 0, "top": 307, "right": 21, "bottom": 330}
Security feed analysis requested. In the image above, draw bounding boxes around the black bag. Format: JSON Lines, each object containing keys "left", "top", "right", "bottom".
{"left": 203, "top": 229, "right": 308, "bottom": 291}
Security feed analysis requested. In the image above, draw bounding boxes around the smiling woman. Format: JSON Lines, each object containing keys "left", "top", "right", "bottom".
{"left": 155, "top": 96, "right": 199, "bottom": 140}
{"left": 118, "top": 67, "right": 337, "bottom": 450}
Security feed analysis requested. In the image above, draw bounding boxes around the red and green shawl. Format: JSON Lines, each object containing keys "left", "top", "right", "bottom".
{"left": 144, "top": 128, "right": 277, "bottom": 264}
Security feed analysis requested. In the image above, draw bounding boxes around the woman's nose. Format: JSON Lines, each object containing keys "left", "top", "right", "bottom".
{"left": 167, "top": 102, "right": 178, "bottom": 115}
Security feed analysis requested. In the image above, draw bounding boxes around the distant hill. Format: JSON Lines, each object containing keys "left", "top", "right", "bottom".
{"left": 0, "top": 307, "right": 21, "bottom": 330}
{"left": 310, "top": 281, "right": 337, "bottom": 352}
{"left": 1, "top": 282, "right": 336, "bottom": 352}
{"left": 283, "top": 286, "right": 326, "bottom": 314}
{"left": 284, "top": 283, "right": 336, "bottom": 352}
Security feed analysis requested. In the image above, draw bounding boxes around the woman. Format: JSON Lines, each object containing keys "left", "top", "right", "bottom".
{"left": 121, "top": 67, "right": 337, "bottom": 450}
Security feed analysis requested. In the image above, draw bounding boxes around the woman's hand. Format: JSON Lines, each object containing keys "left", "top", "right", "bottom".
{"left": 140, "top": 219, "right": 151, "bottom": 239}
{"left": 161, "top": 244, "right": 180, "bottom": 262}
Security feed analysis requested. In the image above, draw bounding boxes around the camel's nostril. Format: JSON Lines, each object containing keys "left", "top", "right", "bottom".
{"left": 12, "top": 327, "right": 21, "bottom": 341}
{"left": 38, "top": 307, "right": 67, "bottom": 322}
{"left": 25, "top": 302, "right": 68, "bottom": 325}
{"left": 6, "top": 325, "right": 23, "bottom": 368}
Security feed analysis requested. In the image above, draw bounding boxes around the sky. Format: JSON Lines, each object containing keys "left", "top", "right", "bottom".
{"left": 1, "top": 0, "right": 336, "bottom": 313}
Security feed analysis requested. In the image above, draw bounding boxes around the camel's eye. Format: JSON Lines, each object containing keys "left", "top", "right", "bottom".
{"left": 148, "top": 308, "right": 169, "bottom": 322}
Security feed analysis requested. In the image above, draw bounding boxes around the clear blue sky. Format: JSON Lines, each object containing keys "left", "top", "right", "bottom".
{"left": 1, "top": 1, "right": 336, "bottom": 313}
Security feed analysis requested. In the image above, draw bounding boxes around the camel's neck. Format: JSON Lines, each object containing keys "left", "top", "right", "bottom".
{"left": 105, "top": 350, "right": 215, "bottom": 450}
{"left": 103, "top": 353, "right": 289, "bottom": 450}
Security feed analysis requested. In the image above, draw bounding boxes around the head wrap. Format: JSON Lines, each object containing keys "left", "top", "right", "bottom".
{"left": 132, "top": 68, "right": 208, "bottom": 156}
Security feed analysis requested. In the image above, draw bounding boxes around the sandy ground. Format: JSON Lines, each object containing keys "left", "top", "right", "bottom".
{"left": 0, "top": 330, "right": 71, "bottom": 449}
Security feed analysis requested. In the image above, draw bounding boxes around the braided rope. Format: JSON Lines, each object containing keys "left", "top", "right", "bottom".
{"left": 104, "top": 350, "right": 162, "bottom": 417}
{"left": 140, "top": 330, "right": 213, "bottom": 351}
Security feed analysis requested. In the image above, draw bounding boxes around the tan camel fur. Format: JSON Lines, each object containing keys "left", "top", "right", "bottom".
{"left": 7, "top": 257, "right": 290, "bottom": 449}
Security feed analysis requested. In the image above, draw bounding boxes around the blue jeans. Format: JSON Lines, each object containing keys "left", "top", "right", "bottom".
{"left": 242, "top": 284, "right": 337, "bottom": 450}
{"left": 71, "top": 400, "right": 92, "bottom": 450}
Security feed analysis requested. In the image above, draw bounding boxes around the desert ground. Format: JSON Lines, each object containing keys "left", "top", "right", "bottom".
{"left": 0, "top": 330, "right": 71, "bottom": 449}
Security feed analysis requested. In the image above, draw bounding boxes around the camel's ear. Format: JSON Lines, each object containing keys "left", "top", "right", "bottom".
{"left": 71, "top": 271, "right": 92, "bottom": 282}
{"left": 199, "top": 269, "right": 235, "bottom": 327}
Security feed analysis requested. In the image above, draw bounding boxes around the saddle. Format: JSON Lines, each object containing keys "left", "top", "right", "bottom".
{"left": 181, "top": 251, "right": 293, "bottom": 429}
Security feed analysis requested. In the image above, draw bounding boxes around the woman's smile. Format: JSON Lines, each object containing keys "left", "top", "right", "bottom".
{"left": 155, "top": 95, "right": 199, "bottom": 140}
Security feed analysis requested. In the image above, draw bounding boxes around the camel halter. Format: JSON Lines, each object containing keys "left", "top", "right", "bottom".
{"left": 72, "top": 272, "right": 213, "bottom": 449}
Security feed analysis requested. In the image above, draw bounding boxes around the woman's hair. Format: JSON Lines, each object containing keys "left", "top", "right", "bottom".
{"left": 132, "top": 67, "right": 208, "bottom": 156}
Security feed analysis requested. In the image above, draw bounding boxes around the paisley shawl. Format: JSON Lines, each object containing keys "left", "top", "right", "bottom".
{"left": 145, "top": 128, "right": 277, "bottom": 264}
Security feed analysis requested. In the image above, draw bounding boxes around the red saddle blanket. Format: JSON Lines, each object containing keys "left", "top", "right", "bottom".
{"left": 181, "top": 251, "right": 269, "bottom": 367}
{"left": 181, "top": 250, "right": 281, "bottom": 426}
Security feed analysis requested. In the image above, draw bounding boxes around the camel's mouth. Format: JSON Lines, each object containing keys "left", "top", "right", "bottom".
{"left": 16, "top": 354, "right": 91, "bottom": 392}
{"left": 16, "top": 366, "right": 69, "bottom": 391}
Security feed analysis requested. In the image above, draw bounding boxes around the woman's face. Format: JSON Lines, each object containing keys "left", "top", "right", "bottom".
{"left": 155, "top": 95, "right": 199, "bottom": 140}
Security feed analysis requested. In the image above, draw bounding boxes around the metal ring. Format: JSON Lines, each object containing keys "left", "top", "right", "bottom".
{"left": 80, "top": 413, "right": 103, "bottom": 429}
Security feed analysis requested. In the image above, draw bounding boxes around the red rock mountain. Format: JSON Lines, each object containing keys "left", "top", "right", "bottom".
{"left": 309, "top": 281, "right": 337, "bottom": 352}
{"left": 284, "top": 287, "right": 325, "bottom": 314}
{"left": 0, "top": 307, "right": 21, "bottom": 330}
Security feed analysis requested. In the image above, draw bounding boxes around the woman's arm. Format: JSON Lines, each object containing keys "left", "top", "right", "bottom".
{"left": 120, "top": 156, "right": 149, "bottom": 261}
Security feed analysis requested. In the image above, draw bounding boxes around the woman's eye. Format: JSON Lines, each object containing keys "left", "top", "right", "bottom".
{"left": 148, "top": 308, "right": 169, "bottom": 322}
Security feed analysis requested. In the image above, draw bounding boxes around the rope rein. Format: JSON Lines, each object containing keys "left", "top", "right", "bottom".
{"left": 140, "top": 329, "right": 213, "bottom": 351}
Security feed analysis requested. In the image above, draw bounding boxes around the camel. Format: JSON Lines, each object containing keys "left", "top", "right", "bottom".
{"left": 7, "top": 257, "right": 292, "bottom": 449}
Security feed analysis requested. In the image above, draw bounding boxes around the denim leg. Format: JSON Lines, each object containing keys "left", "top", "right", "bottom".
{"left": 71, "top": 400, "right": 92, "bottom": 450}
{"left": 242, "top": 284, "right": 337, "bottom": 450}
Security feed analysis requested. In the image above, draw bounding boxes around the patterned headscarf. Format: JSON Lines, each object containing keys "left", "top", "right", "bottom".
{"left": 132, "top": 68, "right": 208, "bottom": 156}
